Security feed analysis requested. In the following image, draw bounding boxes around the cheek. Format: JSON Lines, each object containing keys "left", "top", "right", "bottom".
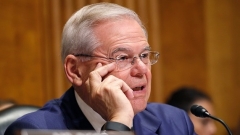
{"left": 110, "top": 66, "right": 152, "bottom": 88}
{"left": 110, "top": 70, "right": 129, "bottom": 80}
{"left": 146, "top": 70, "right": 152, "bottom": 90}
{"left": 79, "top": 63, "right": 96, "bottom": 82}
{"left": 147, "top": 68, "right": 152, "bottom": 81}
{"left": 79, "top": 69, "right": 90, "bottom": 83}
{"left": 145, "top": 68, "right": 152, "bottom": 94}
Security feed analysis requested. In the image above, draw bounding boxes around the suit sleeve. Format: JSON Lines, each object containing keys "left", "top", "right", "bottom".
{"left": 4, "top": 120, "right": 40, "bottom": 135}
{"left": 181, "top": 109, "right": 197, "bottom": 135}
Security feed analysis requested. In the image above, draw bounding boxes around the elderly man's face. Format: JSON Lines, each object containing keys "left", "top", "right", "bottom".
{"left": 82, "top": 18, "right": 152, "bottom": 114}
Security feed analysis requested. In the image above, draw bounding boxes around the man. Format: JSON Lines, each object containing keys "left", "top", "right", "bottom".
{"left": 5, "top": 2, "right": 196, "bottom": 135}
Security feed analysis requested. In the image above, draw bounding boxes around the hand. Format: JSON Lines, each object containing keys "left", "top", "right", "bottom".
{"left": 85, "top": 62, "right": 134, "bottom": 128}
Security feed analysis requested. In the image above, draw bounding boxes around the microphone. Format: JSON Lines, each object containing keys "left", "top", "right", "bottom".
{"left": 190, "top": 105, "right": 232, "bottom": 135}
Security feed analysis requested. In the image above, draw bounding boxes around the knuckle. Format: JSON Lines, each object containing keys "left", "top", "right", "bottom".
{"left": 89, "top": 71, "right": 95, "bottom": 77}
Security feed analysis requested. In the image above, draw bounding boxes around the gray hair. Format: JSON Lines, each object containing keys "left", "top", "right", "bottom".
{"left": 61, "top": 2, "right": 148, "bottom": 62}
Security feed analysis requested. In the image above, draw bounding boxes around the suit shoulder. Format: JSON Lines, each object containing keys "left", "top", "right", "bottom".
{"left": 145, "top": 103, "right": 187, "bottom": 119}
{"left": 135, "top": 103, "right": 196, "bottom": 134}
{"left": 6, "top": 99, "right": 64, "bottom": 129}
{"left": 146, "top": 103, "right": 184, "bottom": 112}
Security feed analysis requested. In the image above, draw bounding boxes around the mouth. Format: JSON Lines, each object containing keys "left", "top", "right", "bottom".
{"left": 132, "top": 86, "right": 145, "bottom": 91}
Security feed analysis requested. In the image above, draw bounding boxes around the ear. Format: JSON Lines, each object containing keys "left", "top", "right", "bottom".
{"left": 64, "top": 55, "right": 82, "bottom": 86}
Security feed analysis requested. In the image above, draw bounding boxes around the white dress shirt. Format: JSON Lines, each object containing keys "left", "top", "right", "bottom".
{"left": 74, "top": 91, "right": 106, "bottom": 132}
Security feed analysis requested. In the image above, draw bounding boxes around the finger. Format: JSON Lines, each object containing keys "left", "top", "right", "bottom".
{"left": 89, "top": 62, "right": 116, "bottom": 83}
{"left": 95, "top": 62, "right": 103, "bottom": 69}
{"left": 94, "top": 62, "right": 116, "bottom": 77}
{"left": 102, "top": 76, "right": 134, "bottom": 99}
{"left": 121, "top": 82, "right": 134, "bottom": 99}
{"left": 85, "top": 63, "right": 102, "bottom": 87}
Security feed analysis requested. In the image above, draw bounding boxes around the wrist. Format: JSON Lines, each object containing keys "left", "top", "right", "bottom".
{"left": 101, "top": 121, "right": 131, "bottom": 131}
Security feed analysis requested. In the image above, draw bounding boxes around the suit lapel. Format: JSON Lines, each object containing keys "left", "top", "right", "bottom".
{"left": 59, "top": 87, "right": 162, "bottom": 133}
{"left": 60, "top": 87, "right": 94, "bottom": 130}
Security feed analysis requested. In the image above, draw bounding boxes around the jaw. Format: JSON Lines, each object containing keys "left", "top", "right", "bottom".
{"left": 130, "top": 90, "right": 149, "bottom": 114}
{"left": 130, "top": 83, "right": 150, "bottom": 114}
{"left": 130, "top": 98, "right": 148, "bottom": 114}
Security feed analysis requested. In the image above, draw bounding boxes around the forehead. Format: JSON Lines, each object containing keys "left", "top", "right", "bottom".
{"left": 93, "top": 18, "right": 149, "bottom": 55}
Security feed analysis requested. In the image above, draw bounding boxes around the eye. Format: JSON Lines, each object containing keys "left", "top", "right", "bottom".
{"left": 116, "top": 55, "right": 129, "bottom": 61}
{"left": 140, "top": 52, "right": 149, "bottom": 58}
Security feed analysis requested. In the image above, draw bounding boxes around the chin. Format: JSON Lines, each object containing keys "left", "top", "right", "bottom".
{"left": 131, "top": 99, "right": 147, "bottom": 114}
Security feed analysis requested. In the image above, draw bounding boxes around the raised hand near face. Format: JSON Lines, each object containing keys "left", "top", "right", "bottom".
{"left": 85, "top": 62, "right": 134, "bottom": 128}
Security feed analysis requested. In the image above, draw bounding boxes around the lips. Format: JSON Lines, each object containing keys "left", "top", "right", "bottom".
{"left": 132, "top": 86, "right": 145, "bottom": 91}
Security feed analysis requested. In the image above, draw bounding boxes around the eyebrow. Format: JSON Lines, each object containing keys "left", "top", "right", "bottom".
{"left": 111, "top": 46, "right": 151, "bottom": 56}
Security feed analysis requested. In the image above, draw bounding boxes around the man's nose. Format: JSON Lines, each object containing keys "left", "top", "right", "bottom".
{"left": 130, "top": 57, "right": 148, "bottom": 75}
{"left": 131, "top": 57, "right": 145, "bottom": 65}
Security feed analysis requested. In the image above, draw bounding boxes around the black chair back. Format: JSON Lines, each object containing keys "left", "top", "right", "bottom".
{"left": 0, "top": 105, "right": 40, "bottom": 135}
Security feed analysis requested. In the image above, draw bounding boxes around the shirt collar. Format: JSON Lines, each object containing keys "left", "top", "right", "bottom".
{"left": 74, "top": 91, "right": 106, "bottom": 132}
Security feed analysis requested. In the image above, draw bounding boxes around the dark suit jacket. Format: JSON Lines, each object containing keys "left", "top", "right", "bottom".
{"left": 4, "top": 87, "right": 196, "bottom": 135}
